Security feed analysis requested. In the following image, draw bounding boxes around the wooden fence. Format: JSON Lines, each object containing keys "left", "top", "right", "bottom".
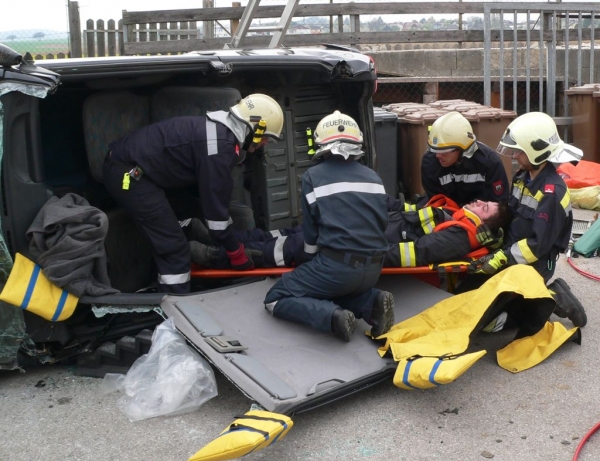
{"left": 51, "top": 1, "right": 600, "bottom": 59}
{"left": 63, "top": 1, "right": 201, "bottom": 58}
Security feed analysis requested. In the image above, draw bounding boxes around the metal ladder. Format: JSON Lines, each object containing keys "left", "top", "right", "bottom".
{"left": 226, "top": 0, "right": 301, "bottom": 49}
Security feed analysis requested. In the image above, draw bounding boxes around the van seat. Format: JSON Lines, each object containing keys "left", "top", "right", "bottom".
{"left": 82, "top": 91, "right": 151, "bottom": 183}
{"left": 150, "top": 86, "right": 242, "bottom": 122}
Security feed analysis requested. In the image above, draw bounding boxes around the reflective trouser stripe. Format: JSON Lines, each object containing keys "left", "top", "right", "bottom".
{"left": 207, "top": 218, "right": 233, "bottom": 230}
{"left": 399, "top": 242, "right": 416, "bottom": 267}
{"left": 304, "top": 242, "right": 318, "bottom": 254}
{"left": 265, "top": 300, "right": 277, "bottom": 314}
{"left": 158, "top": 271, "right": 191, "bottom": 285}
{"left": 206, "top": 119, "right": 218, "bottom": 156}
{"left": 273, "top": 236, "right": 288, "bottom": 267}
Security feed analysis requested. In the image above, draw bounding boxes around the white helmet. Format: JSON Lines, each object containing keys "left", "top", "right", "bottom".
{"left": 311, "top": 111, "right": 364, "bottom": 161}
{"left": 230, "top": 94, "right": 284, "bottom": 140}
{"left": 498, "top": 112, "right": 582, "bottom": 165}
{"left": 428, "top": 111, "right": 477, "bottom": 158}
{"left": 313, "top": 110, "right": 363, "bottom": 145}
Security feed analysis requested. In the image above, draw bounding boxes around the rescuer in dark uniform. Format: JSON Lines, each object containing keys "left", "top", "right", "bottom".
{"left": 420, "top": 111, "right": 510, "bottom": 207}
{"left": 102, "top": 94, "right": 284, "bottom": 293}
{"left": 465, "top": 111, "right": 587, "bottom": 327}
{"left": 262, "top": 111, "right": 394, "bottom": 342}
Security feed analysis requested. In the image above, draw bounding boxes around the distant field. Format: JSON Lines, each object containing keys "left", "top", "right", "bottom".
{"left": 1, "top": 38, "right": 69, "bottom": 57}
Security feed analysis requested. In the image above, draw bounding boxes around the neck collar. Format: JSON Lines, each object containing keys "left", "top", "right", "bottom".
{"left": 461, "top": 208, "right": 482, "bottom": 227}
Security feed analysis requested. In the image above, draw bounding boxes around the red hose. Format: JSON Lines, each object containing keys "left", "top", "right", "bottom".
{"left": 572, "top": 421, "right": 600, "bottom": 460}
{"left": 567, "top": 255, "right": 600, "bottom": 282}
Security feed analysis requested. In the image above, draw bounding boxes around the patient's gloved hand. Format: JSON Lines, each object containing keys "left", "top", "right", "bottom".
{"left": 226, "top": 243, "right": 255, "bottom": 271}
{"left": 469, "top": 250, "right": 508, "bottom": 275}
{"left": 475, "top": 225, "right": 504, "bottom": 250}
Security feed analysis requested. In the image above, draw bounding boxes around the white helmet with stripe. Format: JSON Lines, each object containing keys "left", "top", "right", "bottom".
{"left": 312, "top": 111, "right": 364, "bottom": 160}
{"left": 497, "top": 111, "right": 582, "bottom": 165}
{"left": 314, "top": 110, "right": 363, "bottom": 145}
{"left": 230, "top": 93, "right": 284, "bottom": 140}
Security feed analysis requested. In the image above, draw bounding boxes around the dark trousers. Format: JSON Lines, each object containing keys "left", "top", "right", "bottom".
{"left": 264, "top": 253, "right": 382, "bottom": 332}
{"left": 102, "top": 157, "right": 191, "bottom": 293}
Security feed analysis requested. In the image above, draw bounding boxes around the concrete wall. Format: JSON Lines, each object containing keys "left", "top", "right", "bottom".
{"left": 367, "top": 47, "right": 600, "bottom": 83}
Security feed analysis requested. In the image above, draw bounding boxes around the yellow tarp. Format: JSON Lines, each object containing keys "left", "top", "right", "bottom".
{"left": 378, "top": 265, "right": 580, "bottom": 389}
{"left": 189, "top": 410, "right": 293, "bottom": 461}
{"left": 0, "top": 253, "right": 78, "bottom": 321}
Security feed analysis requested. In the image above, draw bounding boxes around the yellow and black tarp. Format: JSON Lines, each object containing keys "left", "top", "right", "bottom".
{"left": 0, "top": 253, "right": 78, "bottom": 321}
{"left": 378, "top": 265, "right": 580, "bottom": 390}
{"left": 189, "top": 410, "right": 293, "bottom": 461}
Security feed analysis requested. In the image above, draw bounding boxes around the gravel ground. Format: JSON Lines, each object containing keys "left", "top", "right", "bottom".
{"left": 1, "top": 208, "right": 599, "bottom": 461}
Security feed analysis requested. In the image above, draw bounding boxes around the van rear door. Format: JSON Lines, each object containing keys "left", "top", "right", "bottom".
{"left": 161, "top": 274, "right": 451, "bottom": 415}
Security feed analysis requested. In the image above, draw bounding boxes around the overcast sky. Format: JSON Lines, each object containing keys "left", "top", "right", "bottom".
{"left": 1, "top": 0, "right": 592, "bottom": 33}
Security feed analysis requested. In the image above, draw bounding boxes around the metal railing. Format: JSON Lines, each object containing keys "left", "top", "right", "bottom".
{"left": 484, "top": 3, "right": 600, "bottom": 119}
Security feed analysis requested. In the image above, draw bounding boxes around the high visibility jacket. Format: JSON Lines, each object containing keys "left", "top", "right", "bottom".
{"left": 505, "top": 163, "right": 573, "bottom": 282}
{"left": 109, "top": 115, "right": 241, "bottom": 251}
{"left": 384, "top": 205, "right": 485, "bottom": 267}
{"left": 421, "top": 141, "right": 509, "bottom": 207}
{"left": 398, "top": 193, "right": 461, "bottom": 214}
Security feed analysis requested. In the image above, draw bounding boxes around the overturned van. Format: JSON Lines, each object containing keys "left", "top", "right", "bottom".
{"left": 0, "top": 44, "right": 449, "bottom": 414}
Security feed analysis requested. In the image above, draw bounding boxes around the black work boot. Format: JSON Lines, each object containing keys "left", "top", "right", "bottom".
{"left": 190, "top": 241, "right": 221, "bottom": 268}
{"left": 189, "top": 218, "right": 218, "bottom": 245}
{"left": 370, "top": 291, "right": 395, "bottom": 337}
{"left": 331, "top": 309, "right": 357, "bottom": 342}
{"left": 548, "top": 278, "right": 587, "bottom": 328}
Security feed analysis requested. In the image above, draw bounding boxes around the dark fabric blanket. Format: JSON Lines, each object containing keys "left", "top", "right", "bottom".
{"left": 26, "top": 193, "right": 119, "bottom": 297}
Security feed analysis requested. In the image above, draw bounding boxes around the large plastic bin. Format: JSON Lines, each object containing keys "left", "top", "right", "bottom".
{"left": 385, "top": 102, "right": 431, "bottom": 118}
{"left": 373, "top": 107, "right": 400, "bottom": 197}
{"left": 566, "top": 84, "right": 600, "bottom": 162}
{"left": 397, "top": 108, "right": 449, "bottom": 197}
{"left": 428, "top": 99, "right": 468, "bottom": 109}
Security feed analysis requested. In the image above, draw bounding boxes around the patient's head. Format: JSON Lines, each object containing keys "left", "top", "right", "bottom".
{"left": 464, "top": 200, "right": 511, "bottom": 234}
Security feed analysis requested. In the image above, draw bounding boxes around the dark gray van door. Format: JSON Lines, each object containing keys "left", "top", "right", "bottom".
{"left": 161, "top": 274, "right": 451, "bottom": 415}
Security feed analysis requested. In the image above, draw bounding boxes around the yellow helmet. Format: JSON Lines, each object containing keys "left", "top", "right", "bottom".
{"left": 498, "top": 111, "right": 582, "bottom": 165}
{"left": 427, "top": 111, "right": 477, "bottom": 157}
{"left": 313, "top": 110, "right": 363, "bottom": 145}
{"left": 230, "top": 94, "right": 284, "bottom": 140}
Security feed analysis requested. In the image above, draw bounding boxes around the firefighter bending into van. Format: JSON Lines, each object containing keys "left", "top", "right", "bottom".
{"left": 191, "top": 195, "right": 510, "bottom": 269}
{"left": 258, "top": 111, "right": 393, "bottom": 342}
{"left": 419, "top": 111, "right": 510, "bottom": 207}
{"left": 462, "top": 112, "right": 587, "bottom": 327}
{"left": 102, "top": 94, "right": 284, "bottom": 293}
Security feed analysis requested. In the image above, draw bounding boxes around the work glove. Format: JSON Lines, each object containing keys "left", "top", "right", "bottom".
{"left": 226, "top": 243, "right": 256, "bottom": 271}
{"left": 475, "top": 225, "right": 504, "bottom": 251}
{"left": 469, "top": 250, "right": 508, "bottom": 275}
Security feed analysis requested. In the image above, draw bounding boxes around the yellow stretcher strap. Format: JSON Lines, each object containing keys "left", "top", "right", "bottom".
{"left": 189, "top": 410, "right": 293, "bottom": 461}
{"left": 0, "top": 253, "right": 78, "bottom": 321}
{"left": 394, "top": 351, "right": 487, "bottom": 390}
